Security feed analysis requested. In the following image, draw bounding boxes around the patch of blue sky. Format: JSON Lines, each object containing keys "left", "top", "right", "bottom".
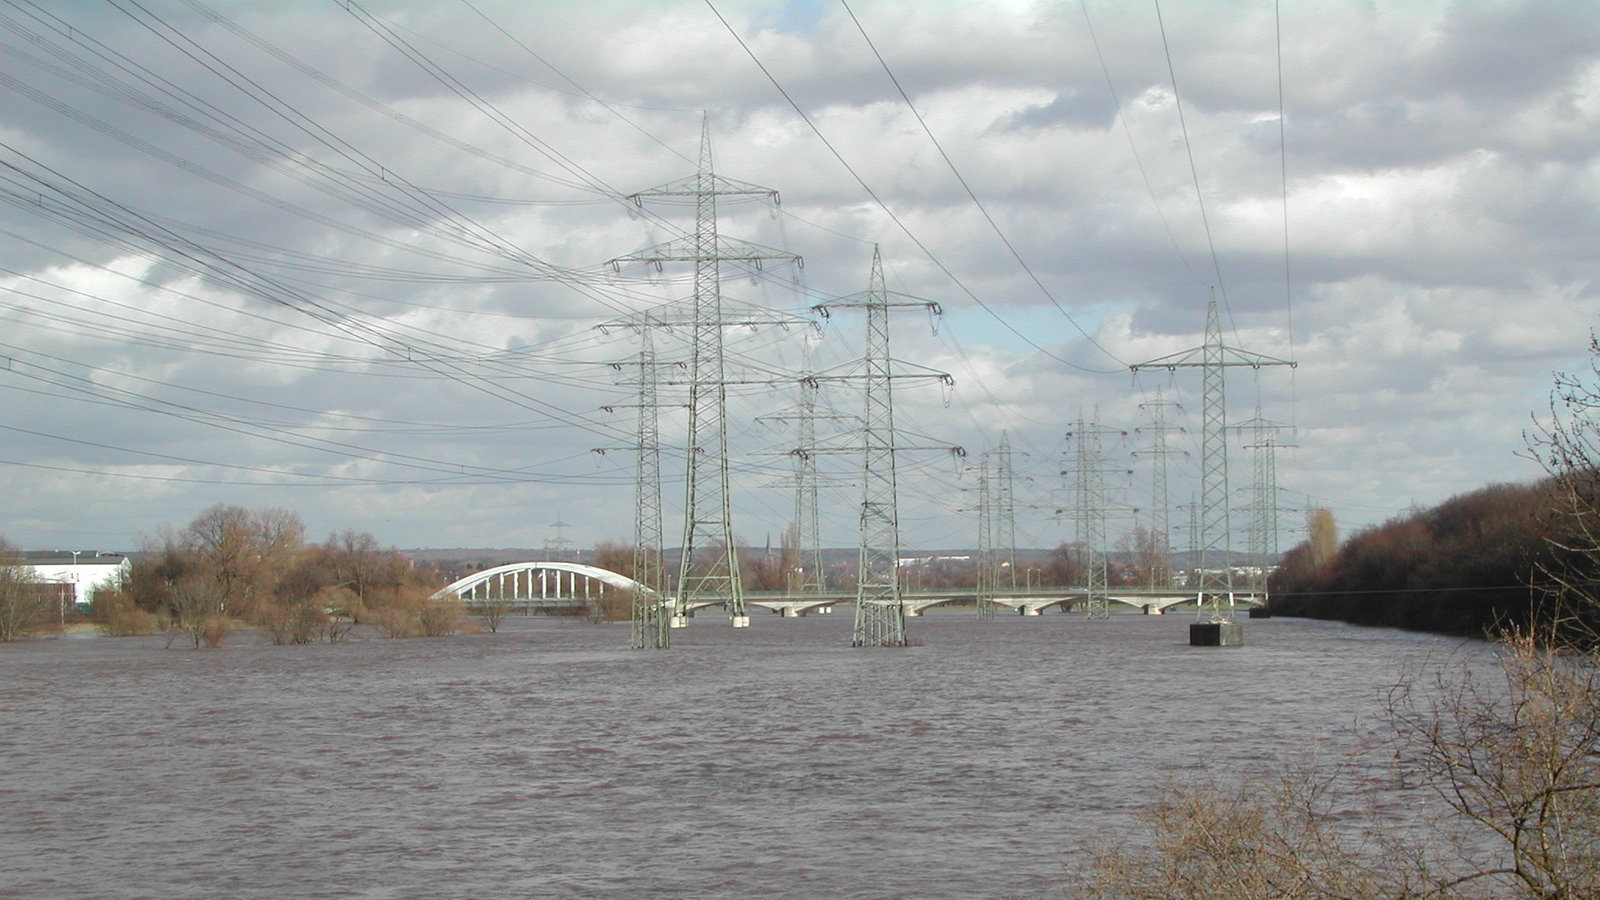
{"left": 753, "top": 0, "right": 828, "bottom": 36}
{"left": 941, "top": 299, "right": 1133, "bottom": 362}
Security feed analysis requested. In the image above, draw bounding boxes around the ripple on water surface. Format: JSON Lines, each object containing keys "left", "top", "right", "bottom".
{"left": 0, "top": 613, "right": 1475, "bottom": 898}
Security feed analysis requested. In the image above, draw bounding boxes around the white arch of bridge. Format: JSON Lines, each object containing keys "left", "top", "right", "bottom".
{"left": 435, "top": 561, "right": 655, "bottom": 602}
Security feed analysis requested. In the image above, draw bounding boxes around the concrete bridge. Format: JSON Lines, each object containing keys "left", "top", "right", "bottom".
{"left": 743, "top": 586, "right": 1262, "bottom": 617}
{"left": 434, "top": 560, "right": 652, "bottom": 613}
{"left": 434, "top": 561, "right": 1262, "bottom": 618}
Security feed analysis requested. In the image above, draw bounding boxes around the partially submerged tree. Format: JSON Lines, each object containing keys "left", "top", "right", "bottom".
{"left": 167, "top": 574, "right": 230, "bottom": 649}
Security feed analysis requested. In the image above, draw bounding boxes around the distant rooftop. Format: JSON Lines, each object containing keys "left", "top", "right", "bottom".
{"left": 19, "top": 551, "right": 130, "bottom": 565}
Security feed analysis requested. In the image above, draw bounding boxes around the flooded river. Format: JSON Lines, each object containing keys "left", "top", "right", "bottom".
{"left": 0, "top": 611, "right": 1480, "bottom": 897}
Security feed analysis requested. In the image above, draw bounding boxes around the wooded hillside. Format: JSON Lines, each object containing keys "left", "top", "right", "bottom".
{"left": 1268, "top": 481, "right": 1556, "bottom": 635}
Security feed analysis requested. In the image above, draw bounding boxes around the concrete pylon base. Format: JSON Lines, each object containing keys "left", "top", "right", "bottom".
{"left": 1191, "top": 621, "right": 1244, "bottom": 647}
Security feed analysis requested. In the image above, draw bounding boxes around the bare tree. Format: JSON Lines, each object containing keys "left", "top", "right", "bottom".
{"left": 1070, "top": 767, "right": 1428, "bottom": 899}
{"left": 1527, "top": 333, "right": 1600, "bottom": 642}
{"left": 1115, "top": 525, "right": 1168, "bottom": 587}
{"left": 473, "top": 586, "right": 511, "bottom": 633}
{"left": 0, "top": 539, "right": 51, "bottom": 642}
{"left": 166, "top": 574, "right": 230, "bottom": 649}
{"left": 180, "top": 504, "right": 305, "bottom": 620}
{"left": 1388, "top": 628, "right": 1600, "bottom": 897}
{"left": 258, "top": 556, "right": 327, "bottom": 645}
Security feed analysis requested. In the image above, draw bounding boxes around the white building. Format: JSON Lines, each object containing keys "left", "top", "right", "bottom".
{"left": 20, "top": 552, "right": 131, "bottom": 609}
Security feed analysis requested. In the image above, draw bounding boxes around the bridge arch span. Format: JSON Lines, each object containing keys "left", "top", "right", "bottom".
{"left": 434, "top": 561, "right": 655, "bottom": 603}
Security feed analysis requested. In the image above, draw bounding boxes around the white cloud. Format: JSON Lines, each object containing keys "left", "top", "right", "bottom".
{"left": 0, "top": 0, "right": 1593, "bottom": 562}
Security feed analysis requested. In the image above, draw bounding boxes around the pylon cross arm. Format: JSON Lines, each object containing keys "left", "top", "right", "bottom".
{"left": 1131, "top": 347, "right": 1297, "bottom": 371}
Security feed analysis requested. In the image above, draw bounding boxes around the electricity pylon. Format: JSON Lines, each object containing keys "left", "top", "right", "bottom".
{"left": 974, "top": 455, "right": 996, "bottom": 620}
{"left": 1065, "top": 413, "right": 1127, "bottom": 619}
{"left": 994, "top": 432, "right": 1018, "bottom": 592}
{"left": 596, "top": 312, "right": 675, "bottom": 648}
{"left": 1132, "top": 298, "right": 1295, "bottom": 621}
{"left": 609, "top": 118, "right": 800, "bottom": 630}
{"left": 971, "top": 434, "right": 1019, "bottom": 620}
{"left": 755, "top": 362, "right": 855, "bottom": 595}
{"left": 1133, "top": 391, "right": 1184, "bottom": 588}
{"left": 544, "top": 516, "right": 573, "bottom": 562}
{"left": 1235, "top": 398, "right": 1295, "bottom": 599}
{"left": 812, "top": 246, "right": 957, "bottom": 647}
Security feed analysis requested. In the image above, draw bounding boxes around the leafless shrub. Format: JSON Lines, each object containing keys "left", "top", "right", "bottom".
{"left": 166, "top": 575, "right": 231, "bottom": 649}
{"left": 370, "top": 591, "right": 463, "bottom": 639}
{"left": 417, "top": 597, "right": 463, "bottom": 637}
{"left": 258, "top": 596, "right": 325, "bottom": 645}
{"left": 588, "top": 589, "right": 632, "bottom": 624}
{"left": 472, "top": 595, "right": 511, "bottom": 633}
{"left": 94, "top": 589, "right": 162, "bottom": 637}
{"left": 1067, "top": 630, "right": 1600, "bottom": 899}
{"left": 1067, "top": 759, "right": 1431, "bottom": 900}
{"left": 1385, "top": 626, "right": 1600, "bottom": 898}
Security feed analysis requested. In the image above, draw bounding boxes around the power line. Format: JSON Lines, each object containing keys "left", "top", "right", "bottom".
{"left": 839, "top": 0, "right": 1126, "bottom": 369}
{"left": 703, "top": 0, "right": 1121, "bottom": 376}
{"left": 1153, "top": 0, "right": 1230, "bottom": 317}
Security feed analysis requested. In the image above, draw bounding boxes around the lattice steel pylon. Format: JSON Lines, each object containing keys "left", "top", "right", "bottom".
{"left": 610, "top": 118, "right": 799, "bottom": 630}
{"left": 971, "top": 434, "right": 1019, "bottom": 621}
{"left": 782, "top": 375, "right": 828, "bottom": 595}
{"left": 1134, "top": 391, "right": 1183, "bottom": 588}
{"left": 974, "top": 455, "right": 996, "bottom": 620}
{"left": 1235, "top": 398, "right": 1296, "bottom": 599}
{"left": 596, "top": 313, "right": 671, "bottom": 648}
{"left": 1132, "top": 298, "right": 1295, "bottom": 621}
{"left": 755, "top": 366, "right": 848, "bottom": 595}
{"left": 813, "top": 247, "right": 956, "bottom": 647}
{"left": 994, "top": 432, "right": 1018, "bottom": 592}
{"left": 1066, "top": 413, "right": 1126, "bottom": 620}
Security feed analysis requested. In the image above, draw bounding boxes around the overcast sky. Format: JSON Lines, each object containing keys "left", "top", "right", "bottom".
{"left": 1, "top": 0, "right": 1596, "bottom": 558}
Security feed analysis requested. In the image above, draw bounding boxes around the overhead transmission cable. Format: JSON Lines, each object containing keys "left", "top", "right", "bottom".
{"left": 703, "top": 0, "right": 1120, "bottom": 376}
{"left": 1077, "top": 0, "right": 1208, "bottom": 289}
{"left": 1153, "top": 0, "right": 1231, "bottom": 321}
{"left": 7, "top": 0, "right": 679, "bottom": 320}
{"left": 455, "top": 0, "right": 697, "bottom": 167}
{"left": 1275, "top": 0, "right": 1299, "bottom": 426}
{"left": 104, "top": 0, "right": 643, "bottom": 305}
{"left": 840, "top": 0, "right": 1126, "bottom": 371}
{"left": 0, "top": 143, "right": 635, "bottom": 442}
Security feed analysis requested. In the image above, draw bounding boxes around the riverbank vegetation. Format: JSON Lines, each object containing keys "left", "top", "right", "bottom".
{"left": 1268, "top": 336, "right": 1600, "bottom": 642}
{"left": 1268, "top": 481, "right": 1553, "bottom": 635}
{"left": 5, "top": 506, "right": 461, "bottom": 646}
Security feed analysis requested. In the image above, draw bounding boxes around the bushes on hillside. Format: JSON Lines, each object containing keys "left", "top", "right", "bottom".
{"left": 1270, "top": 483, "right": 1552, "bottom": 635}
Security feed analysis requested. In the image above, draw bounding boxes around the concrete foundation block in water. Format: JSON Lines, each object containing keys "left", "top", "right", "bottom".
{"left": 1190, "top": 621, "right": 1244, "bottom": 647}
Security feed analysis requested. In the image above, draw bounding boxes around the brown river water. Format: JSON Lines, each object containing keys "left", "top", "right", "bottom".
{"left": 0, "top": 611, "right": 1479, "bottom": 898}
